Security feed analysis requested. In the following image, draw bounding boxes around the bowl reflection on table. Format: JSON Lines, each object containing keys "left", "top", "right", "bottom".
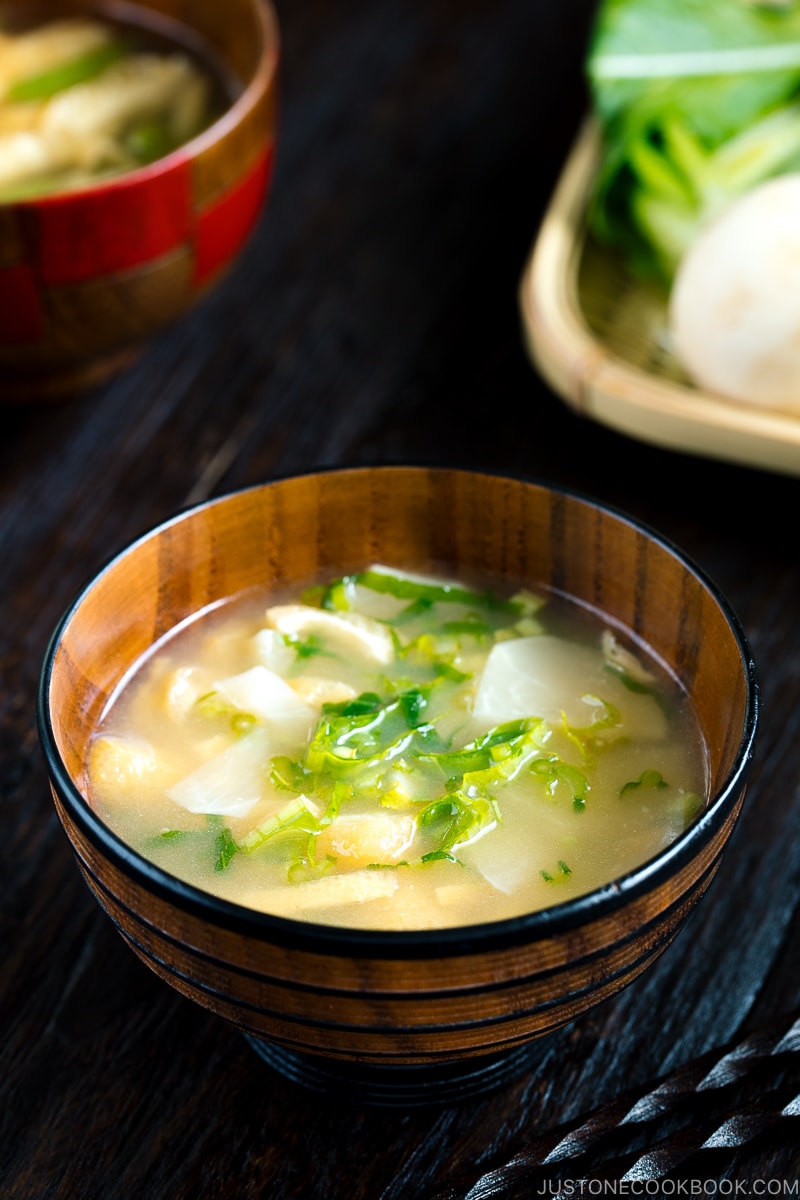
{"left": 37, "top": 467, "right": 758, "bottom": 1105}
{"left": 0, "top": 0, "right": 279, "bottom": 402}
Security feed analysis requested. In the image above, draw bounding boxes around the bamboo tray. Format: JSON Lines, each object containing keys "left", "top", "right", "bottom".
{"left": 519, "top": 119, "right": 800, "bottom": 478}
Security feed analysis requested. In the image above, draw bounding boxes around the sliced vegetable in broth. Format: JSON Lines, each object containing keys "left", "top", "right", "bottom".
{"left": 86, "top": 565, "right": 708, "bottom": 930}
{"left": 0, "top": 13, "right": 227, "bottom": 201}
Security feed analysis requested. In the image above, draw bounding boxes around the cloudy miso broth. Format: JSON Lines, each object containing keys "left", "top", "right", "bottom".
{"left": 0, "top": 10, "right": 231, "bottom": 201}
{"left": 86, "top": 565, "right": 708, "bottom": 930}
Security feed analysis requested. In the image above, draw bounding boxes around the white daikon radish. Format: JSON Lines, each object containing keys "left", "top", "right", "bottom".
{"left": 165, "top": 726, "right": 270, "bottom": 819}
{"left": 670, "top": 172, "right": 800, "bottom": 413}
{"left": 213, "top": 666, "right": 316, "bottom": 747}
{"left": 251, "top": 628, "right": 295, "bottom": 676}
{"left": 473, "top": 635, "right": 666, "bottom": 740}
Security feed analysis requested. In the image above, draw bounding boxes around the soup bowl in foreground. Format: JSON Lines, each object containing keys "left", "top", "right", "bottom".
{"left": 38, "top": 467, "right": 758, "bottom": 1104}
{"left": 0, "top": 0, "right": 279, "bottom": 402}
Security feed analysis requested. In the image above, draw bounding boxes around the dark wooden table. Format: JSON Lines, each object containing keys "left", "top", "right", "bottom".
{"left": 2, "top": 1, "right": 799, "bottom": 1195}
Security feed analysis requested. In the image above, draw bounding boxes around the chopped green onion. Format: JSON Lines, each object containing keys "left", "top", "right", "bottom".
{"left": 421, "top": 719, "right": 540, "bottom": 779}
{"left": 417, "top": 789, "right": 498, "bottom": 856}
{"left": 440, "top": 618, "right": 492, "bottom": 639}
{"left": 386, "top": 597, "right": 435, "bottom": 626}
{"left": 239, "top": 797, "right": 320, "bottom": 854}
{"left": 287, "top": 854, "right": 336, "bottom": 885}
{"left": 7, "top": 40, "right": 129, "bottom": 103}
{"left": 301, "top": 577, "right": 355, "bottom": 611}
{"left": 682, "top": 792, "right": 705, "bottom": 823}
{"left": 353, "top": 567, "right": 515, "bottom": 612}
{"left": 531, "top": 758, "right": 590, "bottom": 811}
{"left": 194, "top": 691, "right": 233, "bottom": 718}
{"left": 206, "top": 816, "right": 238, "bottom": 873}
{"left": 214, "top": 827, "right": 238, "bottom": 872}
{"left": 604, "top": 662, "right": 668, "bottom": 714}
{"left": 286, "top": 632, "right": 334, "bottom": 659}
{"left": 231, "top": 712, "right": 257, "bottom": 737}
{"left": 125, "top": 118, "right": 175, "bottom": 166}
{"left": 541, "top": 859, "right": 572, "bottom": 883}
{"left": 433, "top": 661, "right": 471, "bottom": 683}
{"left": 305, "top": 689, "right": 444, "bottom": 781}
{"left": 270, "top": 756, "right": 312, "bottom": 793}
{"left": 620, "top": 769, "right": 670, "bottom": 797}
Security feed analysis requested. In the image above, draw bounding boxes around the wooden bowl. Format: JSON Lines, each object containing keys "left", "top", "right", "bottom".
{"left": 38, "top": 467, "right": 758, "bottom": 1105}
{"left": 0, "top": 0, "right": 279, "bottom": 402}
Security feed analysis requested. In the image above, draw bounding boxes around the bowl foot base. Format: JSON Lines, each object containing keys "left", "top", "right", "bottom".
{"left": 244, "top": 1035, "right": 542, "bottom": 1106}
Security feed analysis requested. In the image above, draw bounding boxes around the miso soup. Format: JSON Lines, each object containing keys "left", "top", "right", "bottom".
{"left": 0, "top": 12, "right": 229, "bottom": 201}
{"left": 85, "top": 565, "right": 708, "bottom": 930}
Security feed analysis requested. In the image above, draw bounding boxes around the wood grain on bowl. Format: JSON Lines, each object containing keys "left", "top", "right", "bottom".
{"left": 40, "top": 468, "right": 757, "bottom": 1089}
{"left": 0, "top": 0, "right": 279, "bottom": 401}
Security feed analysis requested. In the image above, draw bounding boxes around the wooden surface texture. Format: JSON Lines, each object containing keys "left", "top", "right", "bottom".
{"left": 2, "top": 0, "right": 799, "bottom": 1195}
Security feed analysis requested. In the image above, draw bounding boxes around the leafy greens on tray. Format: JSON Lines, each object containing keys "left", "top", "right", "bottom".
{"left": 586, "top": 0, "right": 800, "bottom": 283}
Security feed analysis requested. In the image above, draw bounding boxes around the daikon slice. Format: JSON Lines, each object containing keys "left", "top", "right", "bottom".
{"left": 214, "top": 665, "right": 315, "bottom": 746}
{"left": 165, "top": 726, "right": 270, "bottom": 819}
{"left": 473, "top": 635, "right": 666, "bottom": 740}
{"left": 252, "top": 628, "right": 295, "bottom": 676}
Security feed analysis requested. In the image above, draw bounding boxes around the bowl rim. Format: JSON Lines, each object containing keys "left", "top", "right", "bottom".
{"left": 37, "top": 464, "right": 760, "bottom": 959}
{"left": 0, "top": 0, "right": 280, "bottom": 209}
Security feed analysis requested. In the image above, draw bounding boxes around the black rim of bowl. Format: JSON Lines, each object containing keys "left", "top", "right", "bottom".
{"left": 37, "top": 465, "right": 760, "bottom": 960}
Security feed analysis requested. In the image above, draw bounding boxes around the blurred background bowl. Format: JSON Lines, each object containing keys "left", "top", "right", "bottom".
{"left": 38, "top": 466, "right": 758, "bottom": 1105}
{"left": 0, "top": 0, "right": 279, "bottom": 402}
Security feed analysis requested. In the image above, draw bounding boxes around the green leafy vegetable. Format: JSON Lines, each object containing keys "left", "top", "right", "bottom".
{"left": 586, "top": 0, "right": 800, "bottom": 280}
{"left": 231, "top": 712, "right": 257, "bottom": 737}
{"left": 418, "top": 791, "right": 499, "bottom": 857}
{"left": 194, "top": 691, "right": 259, "bottom": 737}
{"left": 285, "top": 632, "right": 335, "bottom": 660}
{"left": 541, "top": 860, "right": 573, "bottom": 884}
{"left": 354, "top": 567, "right": 505, "bottom": 609}
{"left": 604, "top": 661, "right": 665, "bottom": 706}
{"left": 620, "top": 768, "right": 669, "bottom": 796}
{"left": 125, "top": 118, "right": 176, "bottom": 166}
{"left": 387, "top": 597, "right": 435, "bottom": 625}
{"left": 239, "top": 797, "right": 321, "bottom": 854}
{"left": 531, "top": 758, "right": 591, "bottom": 811}
{"left": 148, "top": 818, "right": 239, "bottom": 872}
{"left": 682, "top": 791, "right": 706, "bottom": 823}
{"left": 213, "top": 825, "right": 239, "bottom": 873}
{"left": 6, "top": 39, "right": 129, "bottom": 102}
{"left": 420, "top": 718, "right": 542, "bottom": 780}
{"left": 306, "top": 688, "right": 439, "bottom": 780}
{"left": 270, "top": 756, "right": 313, "bottom": 793}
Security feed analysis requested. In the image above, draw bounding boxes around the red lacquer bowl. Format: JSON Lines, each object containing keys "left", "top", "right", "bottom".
{"left": 0, "top": 0, "right": 279, "bottom": 401}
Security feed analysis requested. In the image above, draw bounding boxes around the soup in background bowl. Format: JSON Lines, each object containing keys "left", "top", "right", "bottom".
{"left": 0, "top": 13, "right": 227, "bottom": 201}
{"left": 38, "top": 467, "right": 758, "bottom": 1105}
{"left": 0, "top": 0, "right": 279, "bottom": 401}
